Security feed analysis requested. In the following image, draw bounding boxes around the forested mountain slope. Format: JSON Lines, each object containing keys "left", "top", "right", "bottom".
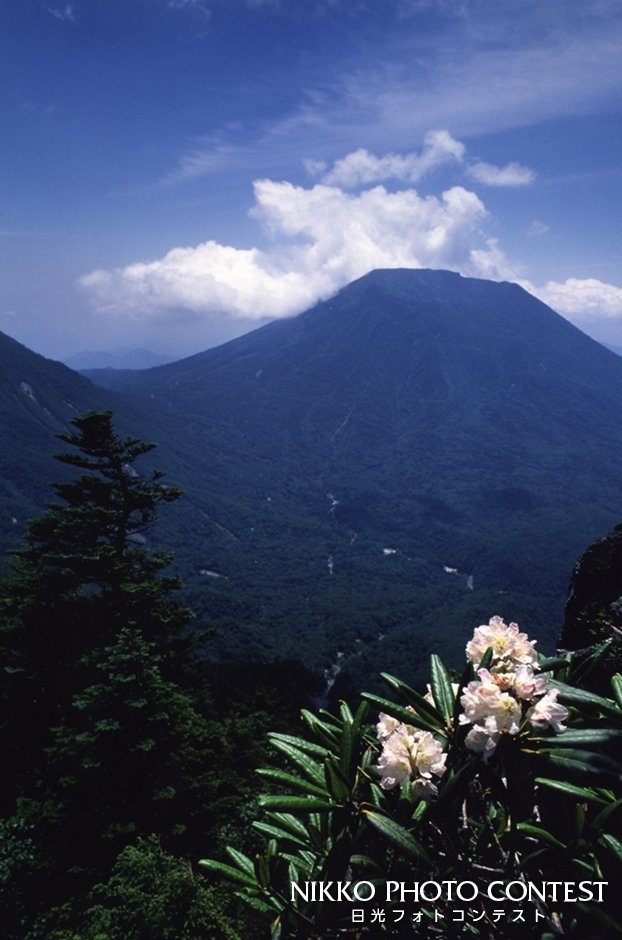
{"left": 82, "top": 269, "right": 622, "bottom": 687}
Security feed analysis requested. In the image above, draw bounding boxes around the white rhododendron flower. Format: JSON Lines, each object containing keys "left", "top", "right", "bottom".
{"left": 459, "top": 669, "right": 505, "bottom": 725}
{"left": 377, "top": 721, "right": 446, "bottom": 798}
{"left": 466, "top": 615, "right": 538, "bottom": 669}
{"left": 459, "top": 616, "right": 568, "bottom": 756}
{"left": 376, "top": 712, "right": 403, "bottom": 742}
{"left": 487, "top": 692, "right": 522, "bottom": 734}
{"left": 464, "top": 720, "right": 501, "bottom": 759}
{"left": 513, "top": 663, "right": 548, "bottom": 701}
{"left": 526, "top": 689, "right": 569, "bottom": 733}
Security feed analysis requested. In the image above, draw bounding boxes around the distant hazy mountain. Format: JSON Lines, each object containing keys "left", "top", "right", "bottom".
{"left": 63, "top": 347, "right": 175, "bottom": 371}
{"left": 83, "top": 269, "right": 622, "bottom": 687}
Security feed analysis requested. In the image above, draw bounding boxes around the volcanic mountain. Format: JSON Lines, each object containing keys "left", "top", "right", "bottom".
{"left": 81, "top": 268, "right": 622, "bottom": 687}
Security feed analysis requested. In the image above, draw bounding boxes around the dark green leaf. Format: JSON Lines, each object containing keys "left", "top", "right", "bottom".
{"left": 225, "top": 846, "right": 255, "bottom": 877}
{"left": 263, "top": 812, "right": 311, "bottom": 840}
{"left": 324, "top": 756, "right": 352, "bottom": 802}
{"left": 591, "top": 796, "right": 622, "bottom": 831}
{"left": 429, "top": 653, "right": 455, "bottom": 723}
{"left": 547, "top": 679, "right": 619, "bottom": 714}
{"left": 362, "top": 809, "right": 431, "bottom": 863}
{"left": 268, "top": 733, "right": 330, "bottom": 758}
{"left": 252, "top": 822, "right": 309, "bottom": 848}
{"left": 533, "top": 729, "right": 622, "bottom": 747}
{"left": 611, "top": 674, "right": 622, "bottom": 711}
{"left": 516, "top": 822, "right": 567, "bottom": 849}
{"left": 199, "top": 859, "right": 258, "bottom": 888}
{"left": 599, "top": 832, "right": 622, "bottom": 863}
{"left": 267, "top": 739, "right": 325, "bottom": 785}
{"left": 256, "top": 767, "right": 327, "bottom": 798}
{"left": 258, "top": 795, "right": 334, "bottom": 813}
{"left": 362, "top": 693, "right": 444, "bottom": 734}
{"left": 379, "top": 673, "right": 443, "bottom": 723}
{"left": 535, "top": 777, "right": 609, "bottom": 804}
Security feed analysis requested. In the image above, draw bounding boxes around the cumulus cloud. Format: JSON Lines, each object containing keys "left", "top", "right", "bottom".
{"left": 81, "top": 134, "right": 621, "bottom": 332}
{"left": 81, "top": 173, "right": 509, "bottom": 320}
{"left": 467, "top": 160, "right": 535, "bottom": 186}
{"left": 529, "top": 278, "right": 622, "bottom": 322}
{"left": 316, "top": 130, "right": 465, "bottom": 188}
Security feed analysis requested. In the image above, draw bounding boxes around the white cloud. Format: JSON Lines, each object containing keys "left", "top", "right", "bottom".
{"left": 82, "top": 131, "right": 622, "bottom": 332}
{"left": 467, "top": 160, "right": 535, "bottom": 186}
{"left": 167, "top": 0, "right": 211, "bottom": 13}
{"left": 529, "top": 278, "right": 622, "bottom": 322}
{"left": 81, "top": 172, "right": 508, "bottom": 321}
{"left": 164, "top": 3, "right": 622, "bottom": 186}
{"left": 47, "top": 4, "right": 76, "bottom": 22}
{"left": 527, "top": 219, "right": 549, "bottom": 237}
{"left": 317, "top": 130, "right": 465, "bottom": 187}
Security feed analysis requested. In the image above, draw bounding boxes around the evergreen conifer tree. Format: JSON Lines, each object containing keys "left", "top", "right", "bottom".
{"left": 0, "top": 412, "right": 217, "bottom": 937}
{"left": 0, "top": 410, "right": 193, "bottom": 815}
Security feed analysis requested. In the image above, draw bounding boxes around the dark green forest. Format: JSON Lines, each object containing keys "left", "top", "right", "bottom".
{"left": 2, "top": 411, "right": 621, "bottom": 939}
{"left": 0, "top": 412, "right": 317, "bottom": 939}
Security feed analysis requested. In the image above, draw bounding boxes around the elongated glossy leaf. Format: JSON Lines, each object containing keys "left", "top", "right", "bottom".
{"left": 571, "top": 639, "right": 613, "bottom": 684}
{"left": 352, "top": 699, "right": 369, "bottom": 728}
{"left": 534, "top": 750, "right": 622, "bottom": 784}
{"left": 254, "top": 854, "right": 271, "bottom": 889}
{"left": 362, "top": 809, "right": 431, "bottom": 863}
{"left": 266, "top": 812, "right": 311, "bottom": 839}
{"left": 429, "top": 654, "right": 455, "bottom": 723}
{"left": 591, "top": 796, "right": 622, "bottom": 831}
{"left": 318, "top": 708, "right": 342, "bottom": 728}
{"left": 252, "top": 822, "right": 309, "bottom": 848}
{"left": 534, "top": 729, "right": 622, "bottom": 746}
{"left": 324, "top": 756, "right": 351, "bottom": 802}
{"left": 259, "top": 795, "right": 334, "bottom": 813}
{"left": 611, "top": 674, "right": 622, "bottom": 710}
{"left": 256, "top": 767, "right": 327, "bottom": 798}
{"left": 267, "top": 740, "right": 325, "bottom": 785}
{"left": 516, "top": 822, "right": 567, "bottom": 849}
{"left": 538, "top": 654, "right": 572, "bottom": 671}
{"left": 537, "top": 747, "right": 622, "bottom": 774}
{"left": 268, "top": 733, "right": 330, "bottom": 758}
{"left": 299, "top": 710, "right": 339, "bottom": 749}
{"left": 338, "top": 717, "right": 357, "bottom": 779}
{"left": 379, "top": 673, "right": 443, "bottom": 723}
{"left": 478, "top": 647, "right": 494, "bottom": 671}
{"left": 225, "top": 847, "right": 255, "bottom": 876}
{"left": 362, "top": 693, "right": 443, "bottom": 734}
{"left": 236, "top": 894, "right": 277, "bottom": 916}
{"left": 340, "top": 700, "right": 354, "bottom": 725}
{"left": 534, "top": 777, "right": 609, "bottom": 804}
{"left": 280, "top": 853, "right": 314, "bottom": 874}
{"left": 199, "top": 859, "right": 258, "bottom": 888}
{"left": 547, "top": 680, "right": 619, "bottom": 713}
{"left": 368, "top": 782, "right": 384, "bottom": 808}
{"left": 599, "top": 832, "right": 622, "bottom": 862}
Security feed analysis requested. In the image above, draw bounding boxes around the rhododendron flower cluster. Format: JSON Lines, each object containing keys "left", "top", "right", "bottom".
{"left": 460, "top": 616, "right": 568, "bottom": 758}
{"left": 375, "top": 617, "right": 570, "bottom": 793}
{"left": 376, "top": 713, "right": 447, "bottom": 799}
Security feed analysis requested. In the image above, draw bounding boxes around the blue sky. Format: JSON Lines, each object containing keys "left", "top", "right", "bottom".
{"left": 2, "top": 0, "right": 622, "bottom": 360}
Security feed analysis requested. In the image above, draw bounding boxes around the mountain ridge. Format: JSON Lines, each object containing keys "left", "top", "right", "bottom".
{"left": 4, "top": 269, "right": 622, "bottom": 688}
{"left": 79, "top": 269, "right": 622, "bottom": 685}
